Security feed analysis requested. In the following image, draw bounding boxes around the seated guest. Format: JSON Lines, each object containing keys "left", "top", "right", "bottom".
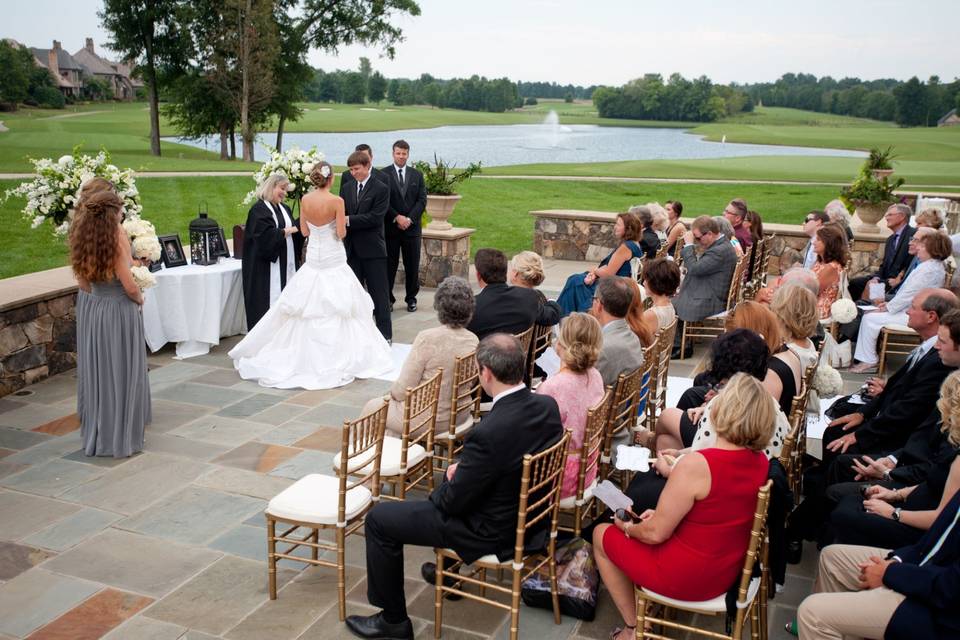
{"left": 916, "top": 207, "right": 946, "bottom": 230}
{"left": 361, "top": 277, "right": 478, "bottom": 437}
{"left": 639, "top": 257, "right": 680, "bottom": 338}
{"left": 827, "top": 368, "right": 959, "bottom": 549}
{"left": 723, "top": 197, "right": 753, "bottom": 250}
{"left": 466, "top": 248, "right": 539, "bottom": 340}
{"left": 536, "top": 313, "right": 606, "bottom": 499}
{"left": 593, "top": 277, "right": 645, "bottom": 387}
{"left": 801, "top": 210, "right": 831, "bottom": 270}
{"left": 715, "top": 215, "right": 744, "bottom": 257}
{"left": 671, "top": 215, "right": 739, "bottom": 358}
{"left": 849, "top": 232, "right": 952, "bottom": 373}
{"left": 824, "top": 198, "right": 855, "bottom": 241}
{"left": 624, "top": 278, "right": 655, "bottom": 348}
{"left": 345, "top": 334, "right": 563, "bottom": 640}
{"left": 628, "top": 205, "right": 661, "bottom": 259}
{"left": 824, "top": 289, "right": 958, "bottom": 459}
{"left": 649, "top": 202, "right": 669, "bottom": 244}
{"left": 756, "top": 265, "right": 821, "bottom": 305}
{"left": 745, "top": 210, "right": 764, "bottom": 248}
{"left": 593, "top": 373, "right": 772, "bottom": 640}
{"left": 507, "top": 251, "right": 561, "bottom": 327}
{"left": 557, "top": 212, "right": 645, "bottom": 316}
{"left": 664, "top": 200, "right": 686, "bottom": 256}
{"left": 795, "top": 489, "right": 960, "bottom": 639}
{"left": 849, "top": 203, "right": 916, "bottom": 301}
{"left": 770, "top": 284, "right": 821, "bottom": 372}
{"left": 812, "top": 223, "right": 849, "bottom": 320}
{"left": 724, "top": 300, "right": 783, "bottom": 358}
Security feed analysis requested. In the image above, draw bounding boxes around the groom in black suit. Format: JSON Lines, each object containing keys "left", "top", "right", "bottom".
{"left": 340, "top": 150, "right": 392, "bottom": 341}
{"left": 383, "top": 139, "right": 427, "bottom": 312}
{"left": 345, "top": 333, "right": 563, "bottom": 639}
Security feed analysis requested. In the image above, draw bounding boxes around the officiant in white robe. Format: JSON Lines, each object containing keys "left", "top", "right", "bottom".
{"left": 240, "top": 174, "right": 302, "bottom": 330}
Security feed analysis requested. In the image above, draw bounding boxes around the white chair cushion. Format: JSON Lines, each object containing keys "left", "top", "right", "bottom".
{"left": 266, "top": 473, "right": 372, "bottom": 526}
{"left": 441, "top": 548, "right": 510, "bottom": 567}
{"left": 558, "top": 478, "right": 598, "bottom": 509}
{"left": 434, "top": 416, "right": 475, "bottom": 441}
{"left": 641, "top": 576, "right": 760, "bottom": 613}
{"left": 883, "top": 323, "right": 914, "bottom": 333}
{"left": 707, "top": 310, "right": 729, "bottom": 320}
{"left": 332, "top": 436, "right": 426, "bottom": 477}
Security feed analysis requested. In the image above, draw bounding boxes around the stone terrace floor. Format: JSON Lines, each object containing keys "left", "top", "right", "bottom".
{"left": 0, "top": 259, "right": 885, "bottom": 640}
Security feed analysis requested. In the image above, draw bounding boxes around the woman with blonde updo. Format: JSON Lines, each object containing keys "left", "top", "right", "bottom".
{"left": 229, "top": 160, "right": 393, "bottom": 389}
{"left": 71, "top": 190, "right": 150, "bottom": 458}
{"left": 508, "top": 251, "right": 561, "bottom": 326}
{"left": 536, "top": 312, "right": 606, "bottom": 497}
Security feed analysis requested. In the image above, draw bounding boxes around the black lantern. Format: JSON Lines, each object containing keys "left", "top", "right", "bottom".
{"left": 189, "top": 204, "right": 220, "bottom": 265}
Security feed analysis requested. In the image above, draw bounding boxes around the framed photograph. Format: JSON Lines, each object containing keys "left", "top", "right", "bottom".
{"left": 210, "top": 227, "right": 230, "bottom": 259}
{"left": 159, "top": 234, "right": 187, "bottom": 268}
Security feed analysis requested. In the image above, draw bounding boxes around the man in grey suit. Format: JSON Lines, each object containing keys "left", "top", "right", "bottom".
{"left": 672, "top": 215, "right": 738, "bottom": 358}
{"left": 592, "top": 277, "right": 645, "bottom": 387}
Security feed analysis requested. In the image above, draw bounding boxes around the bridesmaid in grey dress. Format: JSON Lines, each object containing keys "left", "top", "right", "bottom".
{"left": 70, "top": 190, "right": 150, "bottom": 457}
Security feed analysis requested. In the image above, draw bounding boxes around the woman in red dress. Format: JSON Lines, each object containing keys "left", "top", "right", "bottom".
{"left": 593, "top": 373, "right": 773, "bottom": 639}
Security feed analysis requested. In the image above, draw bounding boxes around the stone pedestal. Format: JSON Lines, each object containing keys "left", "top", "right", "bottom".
{"left": 396, "top": 227, "right": 476, "bottom": 289}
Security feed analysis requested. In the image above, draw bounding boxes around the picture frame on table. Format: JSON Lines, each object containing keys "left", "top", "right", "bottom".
{"left": 210, "top": 227, "right": 230, "bottom": 259}
{"left": 159, "top": 234, "right": 188, "bottom": 268}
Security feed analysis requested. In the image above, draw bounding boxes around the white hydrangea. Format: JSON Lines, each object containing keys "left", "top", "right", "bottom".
{"left": 812, "top": 364, "right": 844, "bottom": 398}
{"left": 830, "top": 298, "right": 858, "bottom": 324}
{"left": 130, "top": 265, "right": 157, "bottom": 290}
{"left": 132, "top": 236, "right": 162, "bottom": 262}
{"left": 244, "top": 146, "right": 326, "bottom": 205}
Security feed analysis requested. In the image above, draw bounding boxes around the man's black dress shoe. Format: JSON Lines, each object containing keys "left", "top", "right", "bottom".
{"left": 407, "top": 301, "right": 417, "bottom": 312}
{"left": 344, "top": 612, "right": 413, "bottom": 640}
{"left": 421, "top": 562, "right": 462, "bottom": 600}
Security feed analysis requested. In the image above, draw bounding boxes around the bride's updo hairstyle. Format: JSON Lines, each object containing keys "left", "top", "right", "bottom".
{"left": 70, "top": 191, "right": 124, "bottom": 283}
{"left": 309, "top": 161, "right": 334, "bottom": 188}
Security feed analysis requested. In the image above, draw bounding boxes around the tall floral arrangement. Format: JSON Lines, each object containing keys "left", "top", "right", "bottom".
{"left": 2, "top": 148, "right": 144, "bottom": 237}
{"left": 243, "top": 146, "right": 326, "bottom": 205}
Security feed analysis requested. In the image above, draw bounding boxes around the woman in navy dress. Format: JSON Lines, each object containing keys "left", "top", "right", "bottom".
{"left": 557, "top": 211, "right": 645, "bottom": 316}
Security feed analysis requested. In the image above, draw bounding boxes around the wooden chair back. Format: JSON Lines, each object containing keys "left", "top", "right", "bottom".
{"left": 337, "top": 400, "right": 388, "bottom": 510}
{"left": 600, "top": 365, "right": 644, "bottom": 480}
{"left": 646, "top": 317, "right": 677, "bottom": 431}
{"left": 395, "top": 370, "right": 442, "bottom": 498}
{"left": 528, "top": 324, "right": 554, "bottom": 383}
{"left": 514, "top": 432, "right": 571, "bottom": 561}
{"left": 513, "top": 325, "right": 535, "bottom": 357}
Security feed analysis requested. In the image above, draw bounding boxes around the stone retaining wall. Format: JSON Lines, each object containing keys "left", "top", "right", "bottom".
{"left": 0, "top": 287, "right": 77, "bottom": 397}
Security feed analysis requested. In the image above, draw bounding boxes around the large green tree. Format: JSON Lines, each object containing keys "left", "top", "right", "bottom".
{"left": 0, "top": 41, "right": 31, "bottom": 109}
{"left": 367, "top": 71, "right": 387, "bottom": 103}
{"left": 299, "top": 0, "right": 420, "bottom": 57}
{"left": 893, "top": 76, "right": 930, "bottom": 126}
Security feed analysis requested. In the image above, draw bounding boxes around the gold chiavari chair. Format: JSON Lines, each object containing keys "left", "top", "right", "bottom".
{"left": 433, "top": 432, "right": 570, "bottom": 640}
{"left": 434, "top": 351, "right": 481, "bottom": 473}
{"left": 265, "top": 400, "right": 387, "bottom": 620}
{"left": 655, "top": 240, "right": 669, "bottom": 260}
{"left": 635, "top": 480, "right": 772, "bottom": 640}
{"left": 513, "top": 325, "right": 535, "bottom": 356}
{"left": 335, "top": 370, "right": 442, "bottom": 500}
{"left": 559, "top": 388, "right": 613, "bottom": 536}
{"left": 679, "top": 253, "right": 750, "bottom": 357}
{"left": 528, "top": 324, "right": 554, "bottom": 386}
{"left": 646, "top": 318, "right": 678, "bottom": 433}
{"left": 600, "top": 364, "right": 646, "bottom": 487}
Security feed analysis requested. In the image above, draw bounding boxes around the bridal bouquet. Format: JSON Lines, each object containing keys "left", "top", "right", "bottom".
{"left": 130, "top": 265, "right": 157, "bottom": 290}
{"left": 243, "top": 146, "right": 326, "bottom": 205}
{"left": 3, "top": 148, "right": 144, "bottom": 237}
{"left": 123, "top": 217, "right": 161, "bottom": 263}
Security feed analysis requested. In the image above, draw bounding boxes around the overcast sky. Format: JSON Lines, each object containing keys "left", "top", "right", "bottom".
{"left": 6, "top": 0, "right": 958, "bottom": 86}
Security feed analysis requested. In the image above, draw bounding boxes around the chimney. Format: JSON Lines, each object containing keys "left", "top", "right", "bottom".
{"left": 52, "top": 40, "right": 61, "bottom": 51}
{"left": 47, "top": 49, "right": 60, "bottom": 78}
{"left": 85, "top": 38, "right": 94, "bottom": 54}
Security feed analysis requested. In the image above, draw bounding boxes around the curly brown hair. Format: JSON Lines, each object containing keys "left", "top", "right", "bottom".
{"left": 70, "top": 191, "right": 123, "bottom": 283}
{"left": 78, "top": 177, "right": 116, "bottom": 201}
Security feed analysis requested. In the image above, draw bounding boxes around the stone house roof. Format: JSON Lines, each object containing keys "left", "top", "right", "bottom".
{"left": 939, "top": 109, "right": 959, "bottom": 127}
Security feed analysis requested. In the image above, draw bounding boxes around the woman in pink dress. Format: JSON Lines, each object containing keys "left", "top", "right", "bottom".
{"left": 536, "top": 312, "right": 607, "bottom": 498}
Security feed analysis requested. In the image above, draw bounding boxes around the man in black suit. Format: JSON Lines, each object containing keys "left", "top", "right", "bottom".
{"left": 466, "top": 248, "right": 540, "bottom": 340}
{"left": 383, "top": 139, "right": 427, "bottom": 312}
{"left": 340, "top": 150, "right": 392, "bottom": 341}
{"left": 797, "top": 488, "right": 960, "bottom": 639}
{"left": 824, "top": 288, "right": 958, "bottom": 460}
{"left": 340, "top": 143, "right": 387, "bottom": 192}
{"left": 848, "top": 203, "right": 916, "bottom": 301}
{"left": 344, "top": 334, "right": 563, "bottom": 640}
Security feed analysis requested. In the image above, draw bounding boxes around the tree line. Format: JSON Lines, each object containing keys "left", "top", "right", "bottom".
{"left": 741, "top": 73, "right": 960, "bottom": 126}
{"left": 0, "top": 40, "right": 68, "bottom": 109}
{"left": 591, "top": 73, "right": 754, "bottom": 122}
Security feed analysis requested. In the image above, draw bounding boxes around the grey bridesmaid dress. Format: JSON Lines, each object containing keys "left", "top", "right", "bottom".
{"left": 76, "top": 279, "right": 151, "bottom": 457}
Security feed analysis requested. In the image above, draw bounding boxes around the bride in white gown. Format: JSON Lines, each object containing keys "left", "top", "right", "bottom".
{"left": 229, "top": 162, "right": 393, "bottom": 389}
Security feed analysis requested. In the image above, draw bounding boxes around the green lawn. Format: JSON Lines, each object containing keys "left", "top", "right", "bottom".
{"left": 1, "top": 176, "right": 839, "bottom": 279}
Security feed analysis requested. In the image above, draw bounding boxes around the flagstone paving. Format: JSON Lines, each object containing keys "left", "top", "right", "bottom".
{"left": 0, "top": 261, "right": 892, "bottom": 639}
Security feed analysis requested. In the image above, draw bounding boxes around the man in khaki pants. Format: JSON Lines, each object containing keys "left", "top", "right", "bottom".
{"left": 797, "top": 489, "right": 960, "bottom": 638}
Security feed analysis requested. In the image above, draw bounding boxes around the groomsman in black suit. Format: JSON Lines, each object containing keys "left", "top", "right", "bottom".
{"left": 383, "top": 139, "right": 427, "bottom": 312}
{"left": 340, "top": 143, "right": 387, "bottom": 192}
{"left": 340, "top": 150, "right": 392, "bottom": 341}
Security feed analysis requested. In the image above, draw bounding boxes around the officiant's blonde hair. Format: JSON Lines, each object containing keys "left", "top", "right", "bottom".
{"left": 255, "top": 174, "right": 289, "bottom": 201}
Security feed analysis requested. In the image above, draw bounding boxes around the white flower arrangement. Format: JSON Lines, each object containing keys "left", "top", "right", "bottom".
{"left": 2, "top": 148, "right": 144, "bottom": 238}
{"left": 812, "top": 364, "right": 844, "bottom": 398}
{"left": 830, "top": 298, "right": 858, "bottom": 324}
{"left": 130, "top": 265, "right": 157, "bottom": 290}
{"left": 243, "top": 146, "right": 326, "bottom": 205}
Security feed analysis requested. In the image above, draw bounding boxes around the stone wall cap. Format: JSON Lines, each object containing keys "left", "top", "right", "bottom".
{"left": 530, "top": 209, "right": 618, "bottom": 222}
{"left": 421, "top": 227, "right": 476, "bottom": 240}
{"left": 0, "top": 266, "right": 78, "bottom": 312}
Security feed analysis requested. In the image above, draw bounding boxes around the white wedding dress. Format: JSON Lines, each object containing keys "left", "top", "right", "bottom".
{"left": 229, "top": 220, "right": 393, "bottom": 389}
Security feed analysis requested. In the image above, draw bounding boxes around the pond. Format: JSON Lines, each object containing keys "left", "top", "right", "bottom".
{"left": 168, "top": 121, "right": 865, "bottom": 167}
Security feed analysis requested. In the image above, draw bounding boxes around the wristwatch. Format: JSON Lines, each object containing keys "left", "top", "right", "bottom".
{"left": 892, "top": 507, "right": 902, "bottom": 522}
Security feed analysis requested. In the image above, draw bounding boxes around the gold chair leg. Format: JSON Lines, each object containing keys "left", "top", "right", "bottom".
{"left": 267, "top": 518, "right": 278, "bottom": 600}
{"left": 878, "top": 332, "right": 889, "bottom": 376}
{"left": 479, "top": 567, "right": 487, "bottom": 597}
{"left": 337, "top": 527, "right": 346, "bottom": 621}
{"left": 509, "top": 566, "right": 522, "bottom": 640}
{"left": 434, "top": 550, "right": 443, "bottom": 640}
{"left": 635, "top": 592, "right": 646, "bottom": 639}
{"left": 311, "top": 528, "right": 319, "bottom": 561}
{"left": 548, "top": 554, "right": 561, "bottom": 625}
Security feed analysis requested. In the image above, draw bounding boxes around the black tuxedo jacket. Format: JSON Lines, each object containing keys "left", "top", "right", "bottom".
{"left": 466, "top": 283, "right": 540, "bottom": 340}
{"left": 339, "top": 173, "right": 390, "bottom": 260}
{"left": 381, "top": 163, "right": 427, "bottom": 237}
{"left": 883, "top": 489, "right": 960, "bottom": 638}
{"left": 429, "top": 387, "right": 563, "bottom": 563}
{"left": 887, "top": 413, "right": 951, "bottom": 486}
{"left": 855, "top": 347, "right": 954, "bottom": 453}
{"left": 875, "top": 225, "right": 916, "bottom": 281}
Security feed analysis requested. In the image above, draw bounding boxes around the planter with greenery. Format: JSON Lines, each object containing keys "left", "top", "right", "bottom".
{"left": 841, "top": 151, "right": 905, "bottom": 233}
{"left": 866, "top": 146, "right": 897, "bottom": 180}
{"left": 413, "top": 154, "right": 482, "bottom": 230}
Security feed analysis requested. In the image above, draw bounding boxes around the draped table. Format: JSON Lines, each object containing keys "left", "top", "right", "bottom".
{"left": 142, "top": 258, "right": 246, "bottom": 359}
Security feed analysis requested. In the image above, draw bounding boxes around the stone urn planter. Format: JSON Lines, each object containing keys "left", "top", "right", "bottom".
{"left": 871, "top": 169, "right": 895, "bottom": 180}
{"left": 852, "top": 200, "right": 893, "bottom": 234}
{"left": 425, "top": 194, "right": 462, "bottom": 231}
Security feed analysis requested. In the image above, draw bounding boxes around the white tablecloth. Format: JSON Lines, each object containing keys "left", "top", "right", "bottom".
{"left": 142, "top": 258, "right": 247, "bottom": 359}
